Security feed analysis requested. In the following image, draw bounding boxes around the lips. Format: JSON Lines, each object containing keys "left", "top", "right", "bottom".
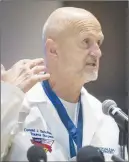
{"left": 86, "top": 63, "right": 96, "bottom": 67}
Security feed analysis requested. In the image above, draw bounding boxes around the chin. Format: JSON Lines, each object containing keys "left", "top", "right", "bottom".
{"left": 84, "top": 71, "right": 98, "bottom": 83}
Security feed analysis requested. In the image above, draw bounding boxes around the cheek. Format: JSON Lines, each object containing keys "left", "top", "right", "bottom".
{"left": 58, "top": 45, "right": 88, "bottom": 70}
{"left": 81, "top": 50, "right": 90, "bottom": 66}
{"left": 71, "top": 48, "right": 89, "bottom": 68}
{"left": 58, "top": 52, "right": 72, "bottom": 70}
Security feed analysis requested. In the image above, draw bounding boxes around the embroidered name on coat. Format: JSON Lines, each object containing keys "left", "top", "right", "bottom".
{"left": 24, "top": 128, "right": 54, "bottom": 153}
{"left": 97, "top": 147, "right": 115, "bottom": 154}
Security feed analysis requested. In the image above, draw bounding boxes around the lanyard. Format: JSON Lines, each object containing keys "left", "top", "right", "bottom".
{"left": 42, "top": 80, "right": 83, "bottom": 158}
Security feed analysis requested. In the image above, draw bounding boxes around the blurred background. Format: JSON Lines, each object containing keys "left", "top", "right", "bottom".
{"left": 0, "top": 0, "right": 128, "bottom": 114}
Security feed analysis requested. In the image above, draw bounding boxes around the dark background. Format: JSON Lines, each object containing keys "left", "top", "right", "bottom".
{"left": 64, "top": 1, "right": 128, "bottom": 114}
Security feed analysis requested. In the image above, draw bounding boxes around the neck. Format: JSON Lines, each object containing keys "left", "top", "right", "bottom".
{"left": 48, "top": 77, "right": 83, "bottom": 103}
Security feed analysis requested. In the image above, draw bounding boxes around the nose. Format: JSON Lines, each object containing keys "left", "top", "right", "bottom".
{"left": 90, "top": 43, "right": 102, "bottom": 58}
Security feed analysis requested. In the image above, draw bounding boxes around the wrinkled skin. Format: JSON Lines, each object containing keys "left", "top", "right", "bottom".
{"left": 1, "top": 59, "right": 50, "bottom": 93}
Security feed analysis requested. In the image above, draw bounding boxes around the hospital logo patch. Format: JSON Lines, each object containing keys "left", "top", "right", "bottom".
{"left": 24, "top": 128, "right": 54, "bottom": 153}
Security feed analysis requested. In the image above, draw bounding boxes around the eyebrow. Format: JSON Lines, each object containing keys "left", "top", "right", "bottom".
{"left": 82, "top": 31, "right": 104, "bottom": 41}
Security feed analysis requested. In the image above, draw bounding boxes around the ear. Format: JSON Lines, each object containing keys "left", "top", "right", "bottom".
{"left": 45, "top": 39, "right": 58, "bottom": 58}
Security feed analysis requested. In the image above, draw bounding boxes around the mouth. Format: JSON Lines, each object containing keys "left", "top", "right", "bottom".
{"left": 86, "top": 62, "right": 97, "bottom": 67}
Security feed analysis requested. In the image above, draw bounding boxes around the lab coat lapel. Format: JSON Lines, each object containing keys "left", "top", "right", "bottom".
{"left": 81, "top": 88, "right": 102, "bottom": 146}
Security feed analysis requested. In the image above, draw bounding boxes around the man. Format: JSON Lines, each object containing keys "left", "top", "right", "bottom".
{"left": 5, "top": 7, "right": 120, "bottom": 161}
{"left": 1, "top": 59, "right": 50, "bottom": 160}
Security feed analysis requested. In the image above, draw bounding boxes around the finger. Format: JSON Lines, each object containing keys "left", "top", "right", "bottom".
{"left": 22, "top": 73, "right": 50, "bottom": 93}
{"left": 31, "top": 73, "right": 50, "bottom": 83}
{"left": 31, "top": 66, "right": 47, "bottom": 74}
{"left": 29, "top": 58, "right": 45, "bottom": 69}
{"left": 16, "top": 59, "right": 31, "bottom": 65}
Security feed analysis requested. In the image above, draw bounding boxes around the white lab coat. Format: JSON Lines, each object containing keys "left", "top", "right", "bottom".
{"left": 1, "top": 81, "right": 24, "bottom": 160}
{"left": 5, "top": 82, "right": 120, "bottom": 161}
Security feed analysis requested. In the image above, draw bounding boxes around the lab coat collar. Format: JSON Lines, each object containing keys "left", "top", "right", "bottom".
{"left": 25, "top": 82, "right": 47, "bottom": 103}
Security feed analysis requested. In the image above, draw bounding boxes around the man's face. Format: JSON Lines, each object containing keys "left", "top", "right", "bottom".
{"left": 56, "top": 18, "right": 104, "bottom": 83}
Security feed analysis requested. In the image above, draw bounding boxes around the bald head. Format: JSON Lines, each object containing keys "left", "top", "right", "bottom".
{"left": 42, "top": 7, "right": 101, "bottom": 41}
{"left": 42, "top": 7, "right": 104, "bottom": 85}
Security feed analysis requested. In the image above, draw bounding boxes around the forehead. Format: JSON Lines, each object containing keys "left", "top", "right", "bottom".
{"left": 69, "top": 17, "right": 104, "bottom": 39}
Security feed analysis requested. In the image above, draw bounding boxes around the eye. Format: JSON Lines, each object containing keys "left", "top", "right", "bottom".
{"left": 83, "top": 38, "right": 90, "bottom": 44}
{"left": 97, "top": 40, "right": 101, "bottom": 46}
